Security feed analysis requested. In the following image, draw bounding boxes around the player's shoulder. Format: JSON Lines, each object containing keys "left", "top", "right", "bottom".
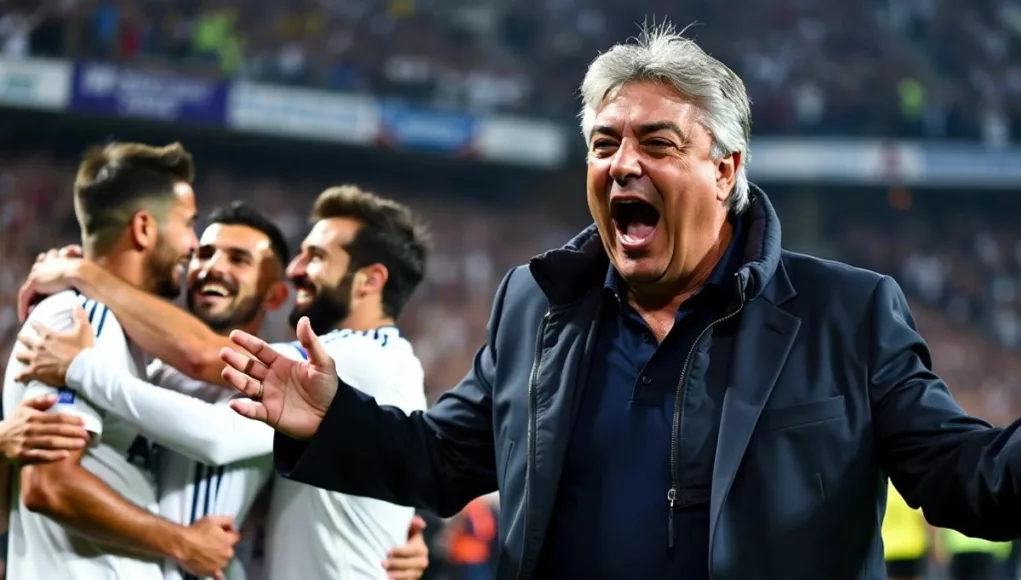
{"left": 29, "top": 291, "right": 120, "bottom": 337}
{"left": 28, "top": 290, "right": 84, "bottom": 321}
{"left": 321, "top": 326, "right": 406, "bottom": 349}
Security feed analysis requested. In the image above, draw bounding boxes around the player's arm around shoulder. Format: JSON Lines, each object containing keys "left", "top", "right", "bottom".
{"left": 19, "top": 445, "right": 240, "bottom": 576}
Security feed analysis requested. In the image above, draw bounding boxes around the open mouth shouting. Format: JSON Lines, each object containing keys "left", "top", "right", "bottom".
{"left": 610, "top": 194, "right": 662, "bottom": 252}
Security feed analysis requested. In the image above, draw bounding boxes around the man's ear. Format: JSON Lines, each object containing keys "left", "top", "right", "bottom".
{"left": 129, "top": 210, "right": 158, "bottom": 251}
{"left": 262, "top": 281, "right": 290, "bottom": 312}
{"left": 355, "top": 264, "right": 389, "bottom": 298}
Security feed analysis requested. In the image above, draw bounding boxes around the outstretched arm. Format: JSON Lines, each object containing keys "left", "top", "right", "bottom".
{"left": 871, "top": 275, "right": 1021, "bottom": 539}
{"left": 71, "top": 260, "right": 236, "bottom": 385}
{"left": 66, "top": 348, "right": 273, "bottom": 465}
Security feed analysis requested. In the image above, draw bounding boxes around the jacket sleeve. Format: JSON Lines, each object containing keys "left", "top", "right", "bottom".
{"left": 273, "top": 269, "right": 516, "bottom": 517}
{"left": 869, "top": 275, "right": 1021, "bottom": 539}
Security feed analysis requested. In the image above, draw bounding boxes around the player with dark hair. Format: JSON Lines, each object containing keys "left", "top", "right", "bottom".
{"left": 4, "top": 142, "right": 238, "bottom": 580}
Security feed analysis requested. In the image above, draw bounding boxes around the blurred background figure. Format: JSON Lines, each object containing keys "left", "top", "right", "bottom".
{"left": 941, "top": 529, "right": 1011, "bottom": 580}
{"left": 444, "top": 494, "right": 499, "bottom": 580}
{"left": 2, "top": 0, "right": 1021, "bottom": 578}
{"left": 884, "top": 481, "right": 934, "bottom": 580}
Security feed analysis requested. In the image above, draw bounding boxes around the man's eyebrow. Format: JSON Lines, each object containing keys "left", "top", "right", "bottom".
{"left": 590, "top": 121, "right": 688, "bottom": 141}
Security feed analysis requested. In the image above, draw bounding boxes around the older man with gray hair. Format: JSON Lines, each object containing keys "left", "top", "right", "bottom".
{"left": 219, "top": 20, "right": 1021, "bottom": 580}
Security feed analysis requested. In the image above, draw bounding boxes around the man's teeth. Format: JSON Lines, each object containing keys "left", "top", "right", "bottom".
{"left": 200, "top": 283, "right": 230, "bottom": 297}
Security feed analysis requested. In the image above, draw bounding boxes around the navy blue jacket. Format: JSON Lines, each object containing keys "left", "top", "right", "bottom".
{"left": 275, "top": 186, "right": 1021, "bottom": 580}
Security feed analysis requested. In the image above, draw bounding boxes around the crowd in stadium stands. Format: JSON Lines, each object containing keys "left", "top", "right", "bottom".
{"left": 0, "top": 0, "right": 1020, "bottom": 141}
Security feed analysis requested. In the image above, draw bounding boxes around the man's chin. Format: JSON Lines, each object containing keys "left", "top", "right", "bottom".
{"left": 611, "top": 254, "right": 668, "bottom": 283}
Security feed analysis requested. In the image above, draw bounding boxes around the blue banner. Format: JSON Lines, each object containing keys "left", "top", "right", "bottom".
{"left": 70, "top": 62, "right": 227, "bottom": 125}
{"left": 378, "top": 102, "right": 476, "bottom": 154}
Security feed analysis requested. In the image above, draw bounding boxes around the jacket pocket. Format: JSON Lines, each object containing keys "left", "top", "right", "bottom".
{"left": 759, "top": 395, "right": 846, "bottom": 432}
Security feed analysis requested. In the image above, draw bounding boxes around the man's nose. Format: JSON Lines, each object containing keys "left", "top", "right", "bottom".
{"left": 286, "top": 255, "right": 307, "bottom": 280}
{"left": 608, "top": 139, "right": 642, "bottom": 185}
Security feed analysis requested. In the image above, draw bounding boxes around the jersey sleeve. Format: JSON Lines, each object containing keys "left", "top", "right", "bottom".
{"left": 66, "top": 348, "right": 273, "bottom": 465}
{"left": 146, "top": 359, "right": 225, "bottom": 403}
{"left": 20, "top": 293, "right": 104, "bottom": 438}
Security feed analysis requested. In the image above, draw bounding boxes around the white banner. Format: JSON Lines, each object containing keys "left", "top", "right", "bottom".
{"left": 475, "top": 116, "right": 568, "bottom": 168}
{"left": 0, "top": 57, "right": 70, "bottom": 110}
{"left": 227, "top": 82, "right": 379, "bottom": 145}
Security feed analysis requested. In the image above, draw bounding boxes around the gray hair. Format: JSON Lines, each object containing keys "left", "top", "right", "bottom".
{"left": 579, "top": 21, "right": 753, "bottom": 213}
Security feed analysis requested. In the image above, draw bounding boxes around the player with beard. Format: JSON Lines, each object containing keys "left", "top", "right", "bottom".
{"left": 16, "top": 192, "right": 432, "bottom": 580}
{"left": 3, "top": 142, "right": 239, "bottom": 580}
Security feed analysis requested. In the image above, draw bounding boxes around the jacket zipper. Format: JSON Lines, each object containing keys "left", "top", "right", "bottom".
{"left": 667, "top": 275, "right": 746, "bottom": 548}
{"left": 517, "top": 310, "right": 551, "bottom": 580}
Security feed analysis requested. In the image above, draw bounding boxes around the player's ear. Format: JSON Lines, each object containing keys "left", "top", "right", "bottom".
{"left": 129, "top": 210, "right": 158, "bottom": 251}
{"left": 262, "top": 280, "right": 289, "bottom": 311}
{"left": 355, "top": 264, "right": 388, "bottom": 298}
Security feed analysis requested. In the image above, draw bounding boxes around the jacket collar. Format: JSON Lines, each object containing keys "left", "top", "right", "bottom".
{"left": 528, "top": 183, "right": 790, "bottom": 308}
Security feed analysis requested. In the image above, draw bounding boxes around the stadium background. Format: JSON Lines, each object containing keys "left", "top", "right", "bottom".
{"left": 2, "top": 0, "right": 1021, "bottom": 578}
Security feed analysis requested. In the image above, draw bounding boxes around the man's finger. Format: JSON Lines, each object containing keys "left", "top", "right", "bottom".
{"left": 220, "top": 365, "right": 265, "bottom": 399}
{"left": 297, "top": 316, "right": 331, "bottom": 367}
{"left": 32, "top": 412, "right": 85, "bottom": 426}
{"left": 228, "top": 398, "right": 270, "bottom": 423}
{"left": 14, "top": 349, "right": 31, "bottom": 366}
{"left": 203, "top": 514, "right": 236, "bottom": 532}
{"left": 25, "top": 435, "right": 88, "bottom": 451}
{"left": 71, "top": 304, "right": 89, "bottom": 327}
{"left": 17, "top": 332, "right": 39, "bottom": 350}
{"left": 220, "top": 348, "right": 269, "bottom": 382}
{"left": 387, "top": 569, "right": 426, "bottom": 580}
{"left": 17, "top": 282, "right": 39, "bottom": 323}
{"left": 22, "top": 449, "right": 70, "bottom": 463}
{"left": 408, "top": 515, "right": 427, "bottom": 537}
{"left": 227, "top": 330, "right": 280, "bottom": 367}
{"left": 20, "top": 394, "right": 58, "bottom": 411}
{"left": 26, "top": 422, "right": 90, "bottom": 440}
{"left": 60, "top": 245, "right": 83, "bottom": 258}
{"left": 386, "top": 546, "right": 426, "bottom": 560}
{"left": 29, "top": 321, "right": 50, "bottom": 337}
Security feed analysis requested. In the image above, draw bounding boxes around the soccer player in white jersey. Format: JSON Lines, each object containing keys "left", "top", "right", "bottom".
{"left": 16, "top": 194, "right": 433, "bottom": 580}
{"left": 3, "top": 142, "right": 240, "bottom": 580}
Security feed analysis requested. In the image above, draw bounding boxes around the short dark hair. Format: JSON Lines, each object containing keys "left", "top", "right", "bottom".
{"left": 206, "top": 201, "right": 291, "bottom": 268}
{"left": 74, "top": 141, "right": 195, "bottom": 254}
{"left": 311, "top": 185, "right": 430, "bottom": 319}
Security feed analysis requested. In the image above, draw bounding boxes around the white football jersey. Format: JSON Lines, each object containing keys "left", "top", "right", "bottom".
{"left": 64, "top": 353, "right": 279, "bottom": 580}
{"left": 3, "top": 290, "right": 163, "bottom": 580}
{"left": 266, "top": 326, "right": 427, "bottom": 580}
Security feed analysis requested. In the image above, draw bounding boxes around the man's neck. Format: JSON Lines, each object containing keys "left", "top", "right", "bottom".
{"left": 89, "top": 251, "right": 147, "bottom": 291}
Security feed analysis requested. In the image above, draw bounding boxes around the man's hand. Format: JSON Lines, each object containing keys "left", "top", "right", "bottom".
{"left": 176, "top": 515, "right": 240, "bottom": 580}
{"left": 383, "top": 515, "right": 430, "bottom": 580}
{"left": 221, "top": 316, "right": 337, "bottom": 439}
{"left": 18, "top": 249, "right": 85, "bottom": 323}
{"left": 0, "top": 395, "right": 89, "bottom": 463}
{"left": 15, "top": 305, "right": 94, "bottom": 387}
